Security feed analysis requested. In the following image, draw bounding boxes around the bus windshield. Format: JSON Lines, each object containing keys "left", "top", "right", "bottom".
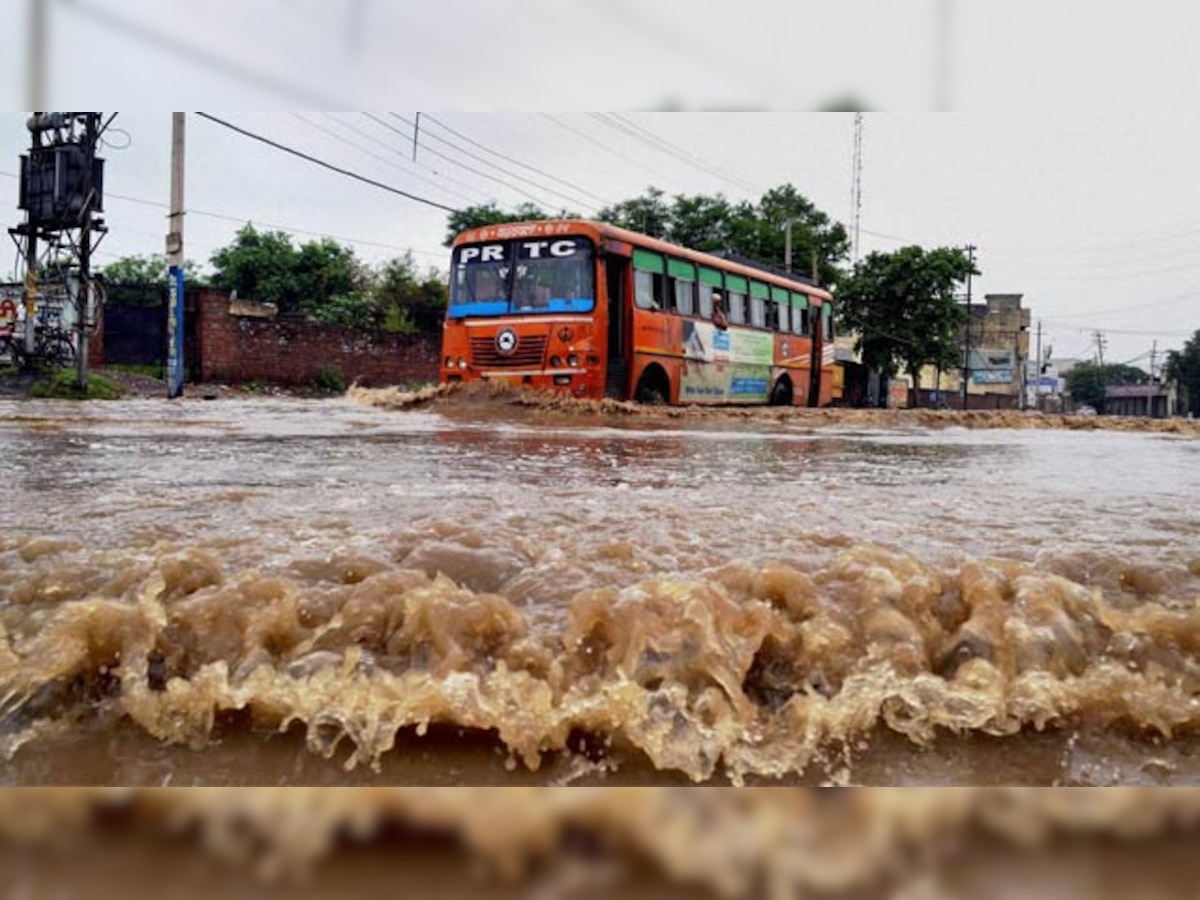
{"left": 449, "top": 238, "right": 595, "bottom": 318}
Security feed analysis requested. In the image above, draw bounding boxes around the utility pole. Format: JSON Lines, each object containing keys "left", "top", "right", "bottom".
{"left": 850, "top": 113, "right": 863, "bottom": 266}
{"left": 960, "top": 243, "right": 976, "bottom": 408}
{"left": 1034, "top": 319, "right": 1042, "bottom": 409}
{"left": 27, "top": 0, "right": 46, "bottom": 109}
{"left": 21, "top": 117, "right": 42, "bottom": 360}
{"left": 75, "top": 113, "right": 101, "bottom": 391}
{"left": 1150, "top": 340, "right": 1158, "bottom": 382}
{"left": 784, "top": 219, "right": 794, "bottom": 273}
{"left": 166, "top": 113, "right": 187, "bottom": 399}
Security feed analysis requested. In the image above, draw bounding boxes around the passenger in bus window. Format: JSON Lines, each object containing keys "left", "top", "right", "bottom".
{"left": 711, "top": 291, "right": 728, "bottom": 330}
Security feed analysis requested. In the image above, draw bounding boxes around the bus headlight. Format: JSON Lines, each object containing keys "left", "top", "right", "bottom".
{"left": 567, "top": 354, "right": 579, "bottom": 368}
{"left": 444, "top": 357, "right": 453, "bottom": 368}
{"left": 550, "top": 355, "right": 563, "bottom": 368}
{"left": 458, "top": 357, "right": 468, "bottom": 369}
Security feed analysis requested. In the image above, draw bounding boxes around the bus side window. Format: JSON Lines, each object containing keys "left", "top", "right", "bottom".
{"left": 728, "top": 292, "right": 746, "bottom": 325}
{"left": 824, "top": 307, "right": 835, "bottom": 340}
{"left": 635, "top": 270, "right": 663, "bottom": 310}
{"left": 793, "top": 306, "right": 806, "bottom": 336}
{"left": 777, "top": 302, "right": 790, "bottom": 334}
{"left": 766, "top": 300, "right": 778, "bottom": 332}
{"left": 750, "top": 295, "right": 766, "bottom": 328}
{"left": 698, "top": 288, "right": 713, "bottom": 320}
{"left": 674, "top": 279, "right": 695, "bottom": 316}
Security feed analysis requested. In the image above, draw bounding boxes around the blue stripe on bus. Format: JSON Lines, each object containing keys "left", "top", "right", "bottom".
{"left": 449, "top": 298, "right": 595, "bottom": 317}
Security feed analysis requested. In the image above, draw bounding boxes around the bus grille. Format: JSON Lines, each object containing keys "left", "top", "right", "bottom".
{"left": 470, "top": 335, "right": 548, "bottom": 369}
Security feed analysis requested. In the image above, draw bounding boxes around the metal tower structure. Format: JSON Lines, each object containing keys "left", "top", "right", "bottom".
{"left": 8, "top": 112, "right": 112, "bottom": 389}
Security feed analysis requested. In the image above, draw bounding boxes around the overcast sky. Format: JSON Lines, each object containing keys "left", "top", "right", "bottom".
{"left": 4, "top": 110, "right": 1198, "bottom": 369}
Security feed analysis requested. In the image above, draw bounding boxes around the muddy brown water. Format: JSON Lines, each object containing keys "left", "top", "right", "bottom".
{"left": 1, "top": 391, "right": 1198, "bottom": 786}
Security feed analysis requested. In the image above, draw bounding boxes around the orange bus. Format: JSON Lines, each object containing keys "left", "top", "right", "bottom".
{"left": 439, "top": 220, "right": 836, "bottom": 406}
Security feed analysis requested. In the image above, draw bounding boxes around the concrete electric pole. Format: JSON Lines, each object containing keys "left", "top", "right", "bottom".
{"left": 166, "top": 112, "right": 187, "bottom": 399}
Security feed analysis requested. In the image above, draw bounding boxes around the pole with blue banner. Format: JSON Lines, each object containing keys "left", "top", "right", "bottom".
{"left": 166, "top": 113, "right": 186, "bottom": 399}
{"left": 167, "top": 264, "right": 184, "bottom": 397}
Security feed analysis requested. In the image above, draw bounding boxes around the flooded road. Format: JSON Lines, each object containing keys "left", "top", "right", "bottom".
{"left": 1, "top": 393, "right": 1197, "bottom": 785}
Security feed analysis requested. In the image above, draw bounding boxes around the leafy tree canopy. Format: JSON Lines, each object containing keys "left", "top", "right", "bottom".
{"left": 836, "top": 246, "right": 978, "bottom": 398}
{"left": 207, "top": 225, "right": 446, "bottom": 332}
{"left": 1166, "top": 329, "right": 1200, "bottom": 415}
{"left": 1066, "top": 361, "right": 1150, "bottom": 410}
{"left": 599, "top": 183, "right": 850, "bottom": 286}
{"left": 101, "top": 254, "right": 203, "bottom": 285}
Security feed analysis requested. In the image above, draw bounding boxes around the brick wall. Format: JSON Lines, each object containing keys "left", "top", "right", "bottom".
{"left": 194, "top": 289, "right": 441, "bottom": 387}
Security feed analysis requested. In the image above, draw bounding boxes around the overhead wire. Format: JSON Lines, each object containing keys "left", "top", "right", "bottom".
{"left": 380, "top": 114, "right": 602, "bottom": 214}
{"left": 537, "top": 113, "right": 673, "bottom": 187}
{"left": 606, "top": 112, "right": 759, "bottom": 193}
{"left": 0, "top": 170, "right": 448, "bottom": 261}
{"left": 193, "top": 113, "right": 460, "bottom": 214}
{"left": 381, "top": 114, "right": 566, "bottom": 212}
{"left": 587, "top": 113, "right": 758, "bottom": 195}
{"left": 420, "top": 114, "right": 615, "bottom": 207}
{"left": 318, "top": 113, "right": 494, "bottom": 203}
{"left": 286, "top": 112, "right": 480, "bottom": 207}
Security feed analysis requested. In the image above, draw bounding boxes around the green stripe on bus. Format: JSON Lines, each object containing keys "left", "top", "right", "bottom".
{"left": 633, "top": 249, "right": 665, "bottom": 274}
{"left": 771, "top": 286, "right": 789, "bottom": 303}
{"left": 749, "top": 281, "right": 770, "bottom": 299}
{"left": 699, "top": 267, "right": 723, "bottom": 287}
{"left": 791, "top": 292, "right": 809, "bottom": 309}
{"left": 667, "top": 258, "right": 696, "bottom": 280}
{"left": 725, "top": 275, "right": 748, "bottom": 293}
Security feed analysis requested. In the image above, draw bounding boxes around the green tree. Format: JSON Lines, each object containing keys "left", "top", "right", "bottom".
{"left": 209, "top": 225, "right": 299, "bottom": 310}
{"left": 102, "top": 254, "right": 204, "bottom": 285}
{"left": 292, "top": 238, "right": 368, "bottom": 319}
{"left": 598, "top": 184, "right": 849, "bottom": 286}
{"left": 1166, "top": 330, "right": 1200, "bottom": 415}
{"left": 373, "top": 253, "right": 448, "bottom": 333}
{"left": 598, "top": 187, "right": 671, "bottom": 239}
{"left": 1066, "top": 361, "right": 1150, "bottom": 411}
{"left": 100, "top": 254, "right": 205, "bottom": 305}
{"left": 837, "top": 246, "right": 978, "bottom": 404}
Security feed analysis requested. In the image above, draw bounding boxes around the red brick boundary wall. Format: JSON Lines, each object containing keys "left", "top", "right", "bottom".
{"left": 194, "top": 289, "right": 441, "bottom": 387}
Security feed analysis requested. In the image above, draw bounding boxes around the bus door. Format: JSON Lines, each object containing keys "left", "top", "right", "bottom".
{"left": 604, "top": 256, "right": 630, "bottom": 399}
{"left": 808, "top": 305, "right": 824, "bottom": 407}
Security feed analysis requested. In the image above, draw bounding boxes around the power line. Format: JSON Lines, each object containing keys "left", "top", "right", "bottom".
{"left": 537, "top": 113, "right": 672, "bottom": 187}
{"left": 383, "top": 114, "right": 602, "bottom": 213}
{"left": 286, "top": 112, "right": 480, "bottom": 207}
{"left": 318, "top": 113, "right": 492, "bottom": 203}
{"left": 420, "top": 114, "right": 615, "bottom": 206}
{"left": 607, "top": 112, "right": 759, "bottom": 193}
{"left": 193, "top": 113, "right": 460, "bottom": 214}
{"left": 0, "top": 169, "right": 447, "bottom": 261}
{"left": 382, "top": 113, "right": 566, "bottom": 212}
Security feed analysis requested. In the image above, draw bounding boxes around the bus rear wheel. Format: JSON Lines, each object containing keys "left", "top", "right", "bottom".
{"left": 769, "top": 377, "right": 793, "bottom": 406}
{"left": 634, "top": 366, "right": 670, "bottom": 405}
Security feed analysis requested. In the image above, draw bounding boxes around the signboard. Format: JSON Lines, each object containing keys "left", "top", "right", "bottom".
{"left": 972, "top": 369, "right": 1013, "bottom": 384}
{"left": 679, "top": 324, "right": 774, "bottom": 401}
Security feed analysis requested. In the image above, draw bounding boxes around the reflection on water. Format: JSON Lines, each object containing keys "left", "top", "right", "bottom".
{"left": 0, "top": 395, "right": 1198, "bottom": 786}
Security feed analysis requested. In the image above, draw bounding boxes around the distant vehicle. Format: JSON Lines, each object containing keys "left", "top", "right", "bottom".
{"left": 1074, "top": 404, "right": 1098, "bottom": 416}
{"left": 439, "top": 220, "right": 837, "bottom": 406}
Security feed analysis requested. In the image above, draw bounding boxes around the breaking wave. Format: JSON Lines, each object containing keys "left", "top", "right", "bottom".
{"left": 3, "top": 532, "right": 1197, "bottom": 784}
